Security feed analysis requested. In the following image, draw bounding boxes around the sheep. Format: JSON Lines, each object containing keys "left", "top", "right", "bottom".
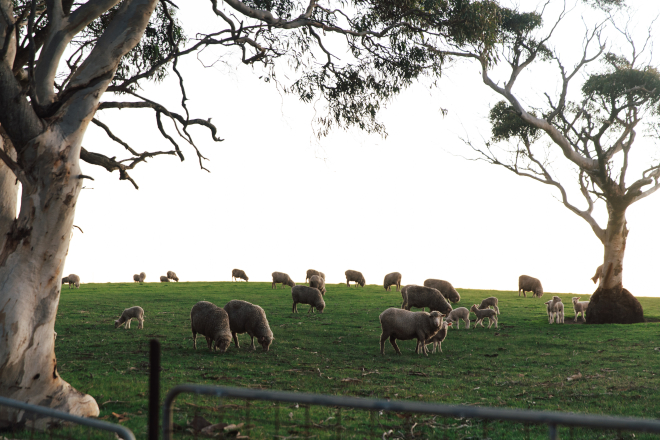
{"left": 470, "top": 304, "right": 498, "bottom": 329}
{"left": 190, "top": 301, "right": 232, "bottom": 352}
{"left": 139, "top": 272, "right": 146, "bottom": 283}
{"left": 401, "top": 285, "right": 453, "bottom": 315}
{"left": 572, "top": 297, "right": 590, "bottom": 322}
{"left": 223, "top": 300, "right": 274, "bottom": 351}
{"left": 114, "top": 306, "right": 145, "bottom": 329}
{"left": 160, "top": 276, "right": 170, "bottom": 282}
{"left": 518, "top": 275, "right": 543, "bottom": 298}
{"left": 61, "top": 276, "right": 69, "bottom": 285}
{"left": 544, "top": 296, "right": 564, "bottom": 324}
{"left": 445, "top": 307, "right": 470, "bottom": 329}
{"left": 167, "top": 270, "right": 179, "bottom": 282}
{"left": 345, "top": 270, "right": 365, "bottom": 287}
{"left": 232, "top": 269, "right": 249, "bottom": 282}
{"left": 309, "top": 275, "right": 326, "bottom": 295}
{"left": 305, "top": 269, "right": 325, "bottom": 282}
{"left": 133, "top": 274, "right": 140, "bottom": 283}
{"left": 424, "top": 321, "right": 452, "bottom": 353}
{"left": 67, "top": 274, "right": 80, "bottom": 289}
{"left": 291, "top": 286, "right": 325, "bottom": 313}
{"left": 272, "top": 271, "right": 295, "bottom": 289}
{"left": 379, "top": 308, "right": 444, "bottom": 356}
{"left": 423, "top": 279, "right": 461, "bottom": 303}
{"left": 478, "top": 297, "right": 500, "bottom": 314}
{"left": 591, "top": 265, "right": 602, "bottom": 284}
{"left": 383, "top": 272, "right": 402, "bottom": 292}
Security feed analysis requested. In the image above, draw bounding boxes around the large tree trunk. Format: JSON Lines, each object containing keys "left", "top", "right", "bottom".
{"left": 586, "top": 206, "right": 644, "bottom": 324}
{"left": 0, "top": 127, "right": 99, "bottom": 426}
{"left": 0, "top": 130, "right": 18, "bottom": 237}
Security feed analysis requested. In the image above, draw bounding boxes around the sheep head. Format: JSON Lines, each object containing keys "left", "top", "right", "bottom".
{"left": 259, "top": 335, "right": 273, "bottom": 351}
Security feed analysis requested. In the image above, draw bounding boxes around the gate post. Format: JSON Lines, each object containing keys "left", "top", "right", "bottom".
{"left": 149, "top": 339, "right": 161, "bottom": 440}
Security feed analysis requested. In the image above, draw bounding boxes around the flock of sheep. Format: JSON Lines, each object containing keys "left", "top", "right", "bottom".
{"left": 132, "top": 271, "right": 179, "bottom": 283}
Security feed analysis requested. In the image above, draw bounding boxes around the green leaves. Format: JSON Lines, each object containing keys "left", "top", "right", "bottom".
{"left": 489, "top": 101, "right": 538, "bottom": 144}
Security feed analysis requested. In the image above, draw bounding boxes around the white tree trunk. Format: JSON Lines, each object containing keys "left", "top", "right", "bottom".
{"left": 599, "top": 207, "right": 627, "bottom": 289}
{"left": 0, "top": 131, "right": 18, "bottom": 239}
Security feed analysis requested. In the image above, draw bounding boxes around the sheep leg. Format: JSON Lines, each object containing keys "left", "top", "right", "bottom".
{"left": 495, "top": 306, "right": 500, "bottom": 315}
{"left": 205, "top": 336, "right": 212, "bottom": 350}
{"left": 192, "top": 331, "right": 198, "bottom": 349}
{"left": 250, "top": 336, "right": 256, "bottom": 350}
{"left": 232, "top": 332, "right": 240, "bottom": 348}
{"left": 487, "top": 318, "right": 493, "bottom": 329}
{"left": 272, "top": 282, "right": 275, "bottom": 289}
{"left": 380, "top": 333, "right": 388, "bottom": 355}
{"left": 138, "top": 318, "right": 144, "bottom": 329}
{"left": 389, "top": 336, "right": 401, "bottom": 355}
{"left": 292, "top": 302, "right": 297, "bottom": 313}
{"left": 126, "top": 318, "right": 131, "bottom": 329}
{"left": 308, "top": 305, "right": 314, "bottom": 314}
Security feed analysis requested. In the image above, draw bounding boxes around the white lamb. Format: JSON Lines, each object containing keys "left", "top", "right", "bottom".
{"left": 572, "top": 297, "right": 589, "bottom": 322}
{"left": 545, "top": 297, "right": 564, "bottom": 324}
{"left": 115, "top": 306, "right": 145, "bottom": 329}
{"left": 445, "top": 307, "right": 470, "bottom": 329}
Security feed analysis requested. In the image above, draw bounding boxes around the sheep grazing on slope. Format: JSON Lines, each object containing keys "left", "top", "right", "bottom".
{"left": 309, "top": 275, "right": 326, "bottom": 295}
{"left": 544, "top": 296, "right": 564, "bottom": 324}
{"left": 445, "top": 307, "right": 470, "bottom": 329}
{"left": 232, "top": 269, "right": 249, "bottom": 282}
{"left": 160, "top": 276, "right": 170, "bottom": 282}
{"left": 139, "top": 272, "right": 146, "bottom": 283}
{"left": 423, "top": 279, "right": 461, "bottom": 303}
{"left": 167, "top": 271, "right": 179, "bottom": 282}
{"left": 424, "top": 321, "right": 452, "bottom": 353}
{"left": 272, "top": 272, "right": 295, "bottom": 289}
{"left": 305, "top": 269, "right": 325, "bottom": 282}
{"left": 345, "top": 270, "right": 365, "bottom": 287}
{"left": 478, "top": 297, "right": 500, "bottom": 314}
{"left": 223, "top": 300, "right": 274, "bottom": 351}
{"left": 591, "top": 265, "right": 603, "bottom": 284}
{"left": 383, "top": 272, "right": 402, "bottom": 292}
{"left": 66, "top": 274, "right": 80, "bottom": 289}
{"left": 133, "top": 274, "right": 140, "bottom": 283}
{"left": 291, "top": 286, "right": 325, "bottom": 313}
{"left": 190, "top": 301, "right": 232, "bottom": 352}
{"left": 114, "top": 306, "right": 145, "bottom": 329}
{"left": 518, "top": 275, "right": 543, "bottom": 298}
{"left": 401, "top": 285, "right": 453, "bottom": 315}
{"left": 470, "top": 304, "right": 498, "bottom": 329}
{"left": 379, "top": 308, "right": 444, "bottom": 356}
{"left": 572, "top": 297, "right": 590, "bottom": 322}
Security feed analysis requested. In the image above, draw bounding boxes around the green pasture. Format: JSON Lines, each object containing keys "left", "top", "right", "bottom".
{"left": 52, "top": 282, "right": 660, "bottom": 439}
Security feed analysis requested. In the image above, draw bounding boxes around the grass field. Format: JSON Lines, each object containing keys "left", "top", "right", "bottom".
{"left": 50, "top": 282, "right": 660, "bottom": 439}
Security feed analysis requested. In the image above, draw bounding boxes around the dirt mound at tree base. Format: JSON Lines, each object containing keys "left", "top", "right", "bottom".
{"left": 586, "top": 286, "right": 644, "bottom": 324}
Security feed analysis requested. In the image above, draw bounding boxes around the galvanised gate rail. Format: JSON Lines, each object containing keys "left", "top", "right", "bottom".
{"left": 162, "top": 384, "right": 660, "bottom": 440}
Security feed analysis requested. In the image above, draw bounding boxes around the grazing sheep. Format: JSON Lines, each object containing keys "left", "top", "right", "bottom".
{"left": 291, "top": 286, "right": 325, "bottom": 313}
{"left": 114, "top": 306, "right": 145, "bottom": 329}
{"left": 424, "top": 321, "right": 452, "bottom": 353}
{"left": 133, "top": 274, "right": 140, "bottom": 283}
{"left": 383, "top": 272, "right": 402, "bottom": 292}
{"left": 272, "top": 272, "right": 295, "bottom": 289}
{"left": 379, "top": 308, "right": 444, "bottom": 356}
{"left": 67, "top": 274, "right": 80, "bottom": 289}
{"left": 309, "top": 275, "right": 326, "bottom": 295}
{"left": 518, "top": 275, "right": 543, "bottom": 298}
{"left": 478, "top": 297, "right": 500, "bottom": 314}
{"left": 160, "top": 276, "right": 170, "bottom": 282}
{"left": 305, "top": 269, "right": 325, "bottom": 282}
{"left": 167, "top": 271, "right": 179, "bottom": 282}
{"left": 232, "top": 269, "right": 249, "bottom": 282}
{"left": 591, "top": 265, "right": 602, "bottom": 284}
{"left": 190, "top": 301, "right": 232, "bottom": 352}
{"left": 544, "top": 296, "right": 564, "bottom": 324}
{"left": 445, "top": 307, "right": 470, "bottom": 329}
{"left": 423, "top": 279, "right": 461, "bottom": 303}
{"left": 572, "top": 297, "right": 590, "bottom": 322}
{"left": 470, "top": 304, "right": 498, "bottom": 329}
{"left": 401, "top": 285, "right": 453, "bottom": 315}
{"left": 223, "top": 300, "right": 274, "bottom": 351}
{"left": 345, "top": 270, "right": 365, "bottom": 287}
{"left": 139, "top": 272, "right": 146, "bottom": 283}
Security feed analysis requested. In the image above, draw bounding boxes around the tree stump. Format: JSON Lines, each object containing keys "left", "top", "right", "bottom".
{"left": 586, "top": 286, "right": 644, "bottom": 324}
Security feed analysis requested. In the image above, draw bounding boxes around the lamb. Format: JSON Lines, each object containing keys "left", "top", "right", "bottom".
{"left": 291, "top": 286, "right": 325, "bottom": 313}
{"left": 133, "top": 274, "right": 140, "bottom": 283}
{"left": 232, "top": 269, "right": 249, "bottom": 282}
{"left": 114, "top": 306, "right": 145, "bottom": 329}
{"left": 572, "top": 297, "right": 590, "bottom": 322}
{"left": 591, "top": 265, "right": 602, "bottom": 284}
{"left": 383, "top": 272, "right": 402, "bottom": 292}
{"left": 167, "top": 271, "right": 179, "bottom": 282}
{"left": 160, "top": 276, "right": 170, "bottom": 282}
{"left": 424, "top": 321, "right": 452, "bottom": 353}
{"left": 190, "top": 301, "right": 232, "bottom": 352}
{"left": 309, "top": 275, "right": 326, "bottom": 295}
{"left": 445, "top": 307, "right": 470, "bottom": 329}
{"left": 305, "top": 269, "right": 325, "bottom": 282}
{"left": 477, "top": 297, "right": 500, "bottom": 314}
{"left": 345, "top": 270, "right": 365, "bottom": 287}
{"left": 66, "top": 274, "right": 80, "bottom": 289}
{"left": 518, "top": 275, "right": 543, "bottom": 298}
{"left": 139, "top": 272, "right": 146, "bottom": 283}
{"left": 470, "top": 304, "right": 498, "bottom": 329}
{"left": 379, "top": 308, "right": 444, "bottom": 356}
{"left": 223, "top": 300, "right": 274, "bottom": 351}
{"left": 401, "top": 285, "right": 453, "bottom": 315}
{"left": 423, "top": 279, "right": 461, "bottom": 303}
{"left": 272, "top": 271, "right": 295, "bottom": 289}
{"left": 544, "top": 296, "right": 564, "bottom": 324}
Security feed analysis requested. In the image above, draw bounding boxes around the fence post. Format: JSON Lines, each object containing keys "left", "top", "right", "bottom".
{"left": 149, "top": 339, "right": 161, "bottom": 440}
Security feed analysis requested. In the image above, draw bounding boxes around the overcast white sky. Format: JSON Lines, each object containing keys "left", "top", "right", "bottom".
{"left": 61, "top": 0, "right": 660, "bottom": 297}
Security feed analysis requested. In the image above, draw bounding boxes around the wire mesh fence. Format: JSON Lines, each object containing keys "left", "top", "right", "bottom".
{"left": 0, "top": 396, "right": 135, "bottom": 440}
{"left": 163, "top": 385, "right": 660, "bottom": 440}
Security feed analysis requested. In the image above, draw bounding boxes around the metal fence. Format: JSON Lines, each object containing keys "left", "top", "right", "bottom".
{"left": 163, "top": 384, "right": 660, "bottom": 440}
{"left": 0, "top": 396, "right": 135, "bottom": 440}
